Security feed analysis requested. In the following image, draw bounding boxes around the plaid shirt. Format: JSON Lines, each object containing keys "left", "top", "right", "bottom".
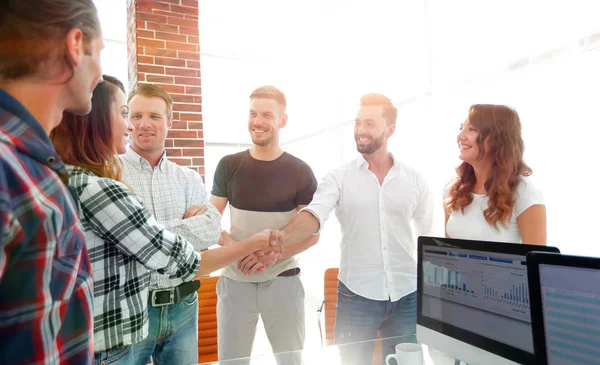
{"left": 0, "top": 89, "right": 94, "bottom": 364}
{"left": 121, "top": 149, "right": 221, "bottom": 290}
{"left": 67, "top": 166, "right": 201, "bottom": 352}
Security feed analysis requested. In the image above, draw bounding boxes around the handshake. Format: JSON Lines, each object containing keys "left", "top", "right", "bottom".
{"left": 219, "top": 229, "right": 284, "bottom": 275}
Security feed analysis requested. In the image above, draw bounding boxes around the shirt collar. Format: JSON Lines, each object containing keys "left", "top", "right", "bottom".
{"left": 355, "top": 153, "right": 402, "bottom": 171}
{"left": 0, "top": 88, "right": 66, "bottom": 175}
{"left": 124, "top": 148, "right": 168, "bottom": 172}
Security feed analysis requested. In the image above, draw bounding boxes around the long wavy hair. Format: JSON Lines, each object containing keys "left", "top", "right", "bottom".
{"left": 445, "top": 104, "right": 532, "bottom": 229}
{"left": 51, "top": 75, "right": 126, "bottom": 181}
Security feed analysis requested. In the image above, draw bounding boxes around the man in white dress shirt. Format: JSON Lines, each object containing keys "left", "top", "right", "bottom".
{"left": 121, "top": 84, "right": 221, "bottom": 365}
{"left": 271, "top": 93, "right": 434, "bottom": 364}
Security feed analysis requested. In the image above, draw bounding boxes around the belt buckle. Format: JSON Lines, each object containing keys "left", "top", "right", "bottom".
{"left": 151, "top": 288, "right": 175, "bottom": 307}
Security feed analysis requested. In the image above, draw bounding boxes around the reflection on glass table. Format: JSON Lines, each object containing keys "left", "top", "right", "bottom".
{"left": 197, "top": 335, "right": 448, "bottom": 365}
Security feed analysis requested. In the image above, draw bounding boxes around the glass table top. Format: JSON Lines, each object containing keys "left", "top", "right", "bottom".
{"left": 196, "top": 335, "right": 448, "bottom": 365}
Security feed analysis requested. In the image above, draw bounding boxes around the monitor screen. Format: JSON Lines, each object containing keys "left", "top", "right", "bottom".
{"left": 538, "top": 264, "right": 600, "bottom": 365}
{"left": 422, "top": 246, "right": 533, "bottom": 350}
{"left": 417, "top": 237, "right": 558, "bottom": 365}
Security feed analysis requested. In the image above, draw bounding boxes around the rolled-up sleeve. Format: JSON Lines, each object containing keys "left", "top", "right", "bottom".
{"left": 300, "top": 168, "right": 342, "bottom": 234}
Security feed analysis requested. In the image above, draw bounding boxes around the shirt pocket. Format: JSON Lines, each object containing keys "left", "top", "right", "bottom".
{"left": 51, "top": 225, "right": 88, "bottom": 302}
{"left": 49, "top": 189, "right": 89, "bottom": 299}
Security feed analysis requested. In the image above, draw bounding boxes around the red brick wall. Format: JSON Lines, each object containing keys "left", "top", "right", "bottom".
{"left": 126, "top": 0, "right": 204, "bottom": 176}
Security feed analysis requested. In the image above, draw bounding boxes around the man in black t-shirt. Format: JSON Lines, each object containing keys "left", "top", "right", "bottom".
{"left": 210, "top": 86, "right": 318, "bottom": 365}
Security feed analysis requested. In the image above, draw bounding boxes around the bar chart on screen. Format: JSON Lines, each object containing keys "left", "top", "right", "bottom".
{"left": 543, "top": 289, "right": 600, "bottom": 365}
{"left": 480, "top": 269, "right": 530, "bottom": 322}
{"left": 422, "top": 256, "right": 530, "bottom": 323}
{"left": 424, "top": 262, "right": 476, "bottom": 294}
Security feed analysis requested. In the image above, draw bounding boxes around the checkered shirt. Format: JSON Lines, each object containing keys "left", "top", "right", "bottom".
{"left": 67, "top": 166, "right": 201, "bottom": 352}
{"left": 0, "top": 88, "right": 94, "bottom": 364}
{"left": 122, "top": 149, "right": 221, "bottom": 289}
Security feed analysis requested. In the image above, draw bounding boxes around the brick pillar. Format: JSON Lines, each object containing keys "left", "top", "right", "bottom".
{"left": 126, "top": 0, "right": 204, "bottom": 176}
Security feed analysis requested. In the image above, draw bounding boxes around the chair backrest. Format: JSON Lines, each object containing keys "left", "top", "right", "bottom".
{"left": 197, "top": 276, "right": 219, "bottom": 364}
{"left": 322, "top": 268, "right": 382, "bottom": 364}
{"left": 323, "top": 268, "right": 339, "bottom": 345}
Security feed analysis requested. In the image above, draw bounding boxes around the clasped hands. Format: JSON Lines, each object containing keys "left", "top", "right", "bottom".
{"left": 219, "top": 229, "right": 284, "bottom": 275}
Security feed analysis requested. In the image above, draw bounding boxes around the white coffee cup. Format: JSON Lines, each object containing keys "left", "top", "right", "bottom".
{"left": 385, "top": 343, "right": 423, "bottom": 365}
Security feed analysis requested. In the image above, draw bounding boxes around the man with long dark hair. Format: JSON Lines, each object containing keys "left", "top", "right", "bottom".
{"left": 0, "top": 0, "right": 104, "bottom": 363}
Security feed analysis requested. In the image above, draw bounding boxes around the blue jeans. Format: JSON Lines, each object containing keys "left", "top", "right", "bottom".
{"left": 132, "top": 292, "right": 199, "bottom": 365}
{"left": 334, "top": 282, "right": 417, "bottom": 365}
{"left": 94, "top": 345, "right": 134, "bottom": 365}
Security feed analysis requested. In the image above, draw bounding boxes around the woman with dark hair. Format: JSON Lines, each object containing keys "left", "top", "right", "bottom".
{"left": 50, "top": 75, "right": 281, "bottom": 364}
{"left": 444, "top": 104, "right": 546, "bottom": 245}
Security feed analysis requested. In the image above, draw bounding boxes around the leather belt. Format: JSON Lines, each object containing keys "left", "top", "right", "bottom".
{"left": 277, "top": 267, "right": 300, "bottom": 277}
{"left": 148, "top": 280, "right": 200, "bottom": 307}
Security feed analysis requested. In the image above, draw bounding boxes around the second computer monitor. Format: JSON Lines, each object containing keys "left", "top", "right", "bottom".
{"left": 527, "top": 252, "right": 600, "bottom": 365}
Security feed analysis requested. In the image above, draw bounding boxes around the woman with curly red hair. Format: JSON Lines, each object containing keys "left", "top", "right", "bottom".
{"left": 444, "top": 104, "right": 546, "bottom": 245}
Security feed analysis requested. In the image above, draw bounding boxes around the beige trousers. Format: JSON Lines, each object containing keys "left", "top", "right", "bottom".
{"left": 216, "top": 275, "right": 306, "bottom": 365}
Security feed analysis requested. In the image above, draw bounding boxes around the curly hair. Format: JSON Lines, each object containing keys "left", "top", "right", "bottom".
{"left": 445, "top": 104, "right": 532, "bottom": 229}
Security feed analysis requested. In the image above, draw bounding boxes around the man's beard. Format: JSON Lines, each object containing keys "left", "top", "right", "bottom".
{"left": 252, "top": 135, "right": 273, "bottom": 147}
{"left": 355, "top": 131, "right": 385, "bottom": 154}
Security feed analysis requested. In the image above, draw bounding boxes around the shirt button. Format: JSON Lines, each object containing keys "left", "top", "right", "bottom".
{"left": 46, "top": 156, "right": 56, "bottom": 164}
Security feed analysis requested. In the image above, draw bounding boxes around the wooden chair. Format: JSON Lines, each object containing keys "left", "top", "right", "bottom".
{"left": 197, "top": 276, "right": 219, "bottom": 364}
{"left": 317, "top": 268, "right": 382, "bottom": 365}
{"left": 317, "top": 268, "right": 339, "bottom": 346}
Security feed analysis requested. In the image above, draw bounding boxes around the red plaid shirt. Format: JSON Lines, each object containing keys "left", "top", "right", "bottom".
{"left": 0, "top": 88, "right": 94, "bottom": 364}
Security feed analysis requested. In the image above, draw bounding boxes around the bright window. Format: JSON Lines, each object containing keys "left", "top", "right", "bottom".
{"left": 94, "top": 0, "right": 600, "bottom": 354}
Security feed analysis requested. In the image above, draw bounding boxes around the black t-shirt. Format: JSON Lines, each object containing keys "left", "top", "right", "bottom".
{"left": 211, "top": 150, "right": 317, "bottom": 213}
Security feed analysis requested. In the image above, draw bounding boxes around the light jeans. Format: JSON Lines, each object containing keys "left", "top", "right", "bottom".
{"left": 132, "top": 292, "right": 199, "bottom": 365}
{"left": 334, "top": 282, "right": 417, "bottom": 365}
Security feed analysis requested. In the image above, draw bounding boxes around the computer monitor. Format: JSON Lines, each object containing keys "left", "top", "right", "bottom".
{"left": 416, "top": 236, "right": 560, "bottom": 365}
{"left": 527, "top": 252, "right": 600, "bottom": 365}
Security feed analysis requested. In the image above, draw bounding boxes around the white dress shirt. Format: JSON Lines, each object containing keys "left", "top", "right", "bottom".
{"left": 122, "top": 149, "right": 221, "bottom": 290}
{"left": 303, "top": 154, "right": 434, "bottom": 301}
